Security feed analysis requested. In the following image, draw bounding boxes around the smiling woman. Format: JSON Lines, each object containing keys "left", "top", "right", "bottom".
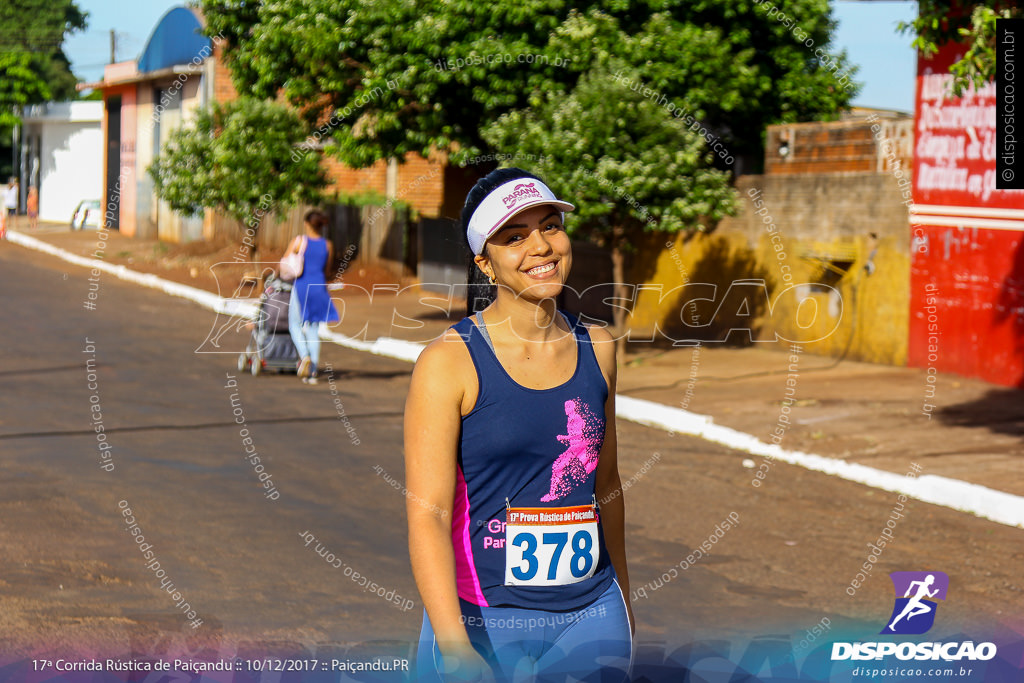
{"left": 404, "top": 168, "right": 634, "bottom": 682}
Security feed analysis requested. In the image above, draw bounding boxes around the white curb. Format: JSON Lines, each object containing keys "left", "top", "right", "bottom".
{"left": 616, "top": 395, "right": 1024, "bottom": 529}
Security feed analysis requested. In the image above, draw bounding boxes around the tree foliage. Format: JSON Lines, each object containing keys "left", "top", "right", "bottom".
{"left": 148, "top": 97, "right": 327, "bottom": 258}
{"left": 484, "top": 67, "right": 736, "bottom": 247}
{"left": 899, "top": 1, "right": 1020, "bottom": 97}
{"left": 0, "top": 0, "right": 87, "bottom": 129}
{"left": 200, "top": 0, "right": 853, "bottom": 310}
{"left": 201, "top": 0, "right": 857, "bottom": 168}
{"left": 484, "top": 65, "right": 738, "bottom": 334}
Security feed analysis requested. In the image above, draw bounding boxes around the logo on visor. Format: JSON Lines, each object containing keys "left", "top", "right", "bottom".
{"left": 502, "top": 182, "right": 542, "bottom": 208}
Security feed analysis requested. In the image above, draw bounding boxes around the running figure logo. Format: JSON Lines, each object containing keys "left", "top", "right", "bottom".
{"left": 881, "top": 571, "right": 949, "bottom": 635}
{"left": 540, "top": 399, "right": 603, "bottom": 502}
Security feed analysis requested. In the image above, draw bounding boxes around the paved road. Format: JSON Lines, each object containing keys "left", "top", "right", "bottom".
{"left": 1, "top": 242, "right": 1021, "bottom": 681}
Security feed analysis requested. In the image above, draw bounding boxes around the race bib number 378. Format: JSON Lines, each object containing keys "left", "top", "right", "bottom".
{"left": 504, "top": 505, "right": 599, "bottom": 586}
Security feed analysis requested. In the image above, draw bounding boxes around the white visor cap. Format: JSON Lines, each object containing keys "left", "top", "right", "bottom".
{"left": 466, "top": 177, "right": 575, "bottom": 255}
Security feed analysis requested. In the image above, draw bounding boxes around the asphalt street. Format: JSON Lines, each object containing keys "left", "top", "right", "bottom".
{"left": 1, "top": 242, "right": 1021, "bottom": 680}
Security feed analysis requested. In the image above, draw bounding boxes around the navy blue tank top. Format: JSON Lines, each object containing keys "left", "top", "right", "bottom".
{"left": 449, "top": 310, "right": 614, "bottom": 610}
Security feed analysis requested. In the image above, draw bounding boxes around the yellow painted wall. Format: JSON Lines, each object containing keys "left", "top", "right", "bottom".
{"left": 626, "top": 174, "right": 909, "bottom": 366}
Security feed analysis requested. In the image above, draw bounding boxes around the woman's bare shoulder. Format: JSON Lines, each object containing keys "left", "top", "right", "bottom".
{"left": 580, "top": 322, "right": 614, "bottom": 344}
{"left": 578, "top": 320, "right": 617, "bottom": 383}
{"left": 412, "top": 326, "right": 474, "bottom": 380}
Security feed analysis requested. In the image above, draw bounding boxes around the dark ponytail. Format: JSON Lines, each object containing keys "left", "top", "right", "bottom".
{"left": 461, "top": 167, "right": 542, "bottom": 315}
{"left": 304, "top": 209, "right": 329, "bottom": 235}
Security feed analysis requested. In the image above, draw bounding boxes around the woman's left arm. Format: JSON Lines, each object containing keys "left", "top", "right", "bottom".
{"left": 324, "top": 240, "right": 335, "bottom": 280}
{"left": 589, "top": 325, "right": 635, "bottom": 636}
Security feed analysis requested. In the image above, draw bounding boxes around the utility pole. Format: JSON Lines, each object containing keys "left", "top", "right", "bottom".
{"left": 109, "top": 29, "right": 115, "bottom": 64}
{"left": 10, "top": 125, "right": 16, "bottom": 189}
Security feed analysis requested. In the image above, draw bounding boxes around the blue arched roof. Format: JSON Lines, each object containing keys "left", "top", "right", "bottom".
{"left": 137, "top": 6, "right": 211, "bottom": 73}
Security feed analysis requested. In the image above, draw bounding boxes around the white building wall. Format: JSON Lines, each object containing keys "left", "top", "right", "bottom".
{"left": 39, "top": 123, "right": 103, "bottom": 222}
{"left": 23, "top": 101, "right": 103, "bottom": 223}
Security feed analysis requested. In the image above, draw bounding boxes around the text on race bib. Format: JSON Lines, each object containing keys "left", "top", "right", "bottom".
{"left": 504, "top": 505, "right": 599, "bottom": 586}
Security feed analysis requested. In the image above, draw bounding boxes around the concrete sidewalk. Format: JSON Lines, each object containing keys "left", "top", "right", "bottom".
{"left": 7, "top": 224, "right": 1023, "bottom": 519}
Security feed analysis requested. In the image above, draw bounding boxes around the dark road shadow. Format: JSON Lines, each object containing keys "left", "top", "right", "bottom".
{"left": 933, "top": 387, "right": 1024, "bottom": 439}
{"left": 323, "top": 369, "right": 411, "bottom": 382}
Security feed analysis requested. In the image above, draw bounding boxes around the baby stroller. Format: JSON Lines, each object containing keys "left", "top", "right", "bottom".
{"left": 237, "top": 274, "right": 300, "bottom": 376}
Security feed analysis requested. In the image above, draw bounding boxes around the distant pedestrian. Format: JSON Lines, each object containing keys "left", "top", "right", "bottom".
{"left": 284, "top": 210, "right": 339, "bottom": 384}
{"left": 26, "top": 187, "right": 38, "bottom": 230}
{"left": 4, "top": 178, "right": 18, "bottom": 231}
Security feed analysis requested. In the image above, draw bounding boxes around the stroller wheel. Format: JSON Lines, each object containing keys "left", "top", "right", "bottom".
{"left": 251, "top": 357, "right": 262, "bottom": 376}
{"left": 237, "top": 353, "right": 249, "bottom": 373}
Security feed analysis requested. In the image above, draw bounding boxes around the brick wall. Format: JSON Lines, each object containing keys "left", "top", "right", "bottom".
{"left": 320, "top": 152, "right": 446, "bottom": 219}
{"left": 211, "top": 40, "right": 238, "bottom": 104}
{"left": 766, "top": 117, "right": 913, "bottom": 176}
{"left": 321, "top": 156, "right": 389, "bottom": 198}
{"left": 395, "top": 153, "right": 445, "bottom": 218}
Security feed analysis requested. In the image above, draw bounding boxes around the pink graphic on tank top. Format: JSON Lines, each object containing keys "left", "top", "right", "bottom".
{"left": 540, "top": 398, "right": 603, "bottom": 502}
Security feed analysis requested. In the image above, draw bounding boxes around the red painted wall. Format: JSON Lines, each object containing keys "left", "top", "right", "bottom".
{"left": 910, "top": 43, "right": 1024, "bottom": 387}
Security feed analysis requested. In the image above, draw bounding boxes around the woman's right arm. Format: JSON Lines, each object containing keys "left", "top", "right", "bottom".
{"left": 404, "top": 334, "right": 483, "bottom": 667}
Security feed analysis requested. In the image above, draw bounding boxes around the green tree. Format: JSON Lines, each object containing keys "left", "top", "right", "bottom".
{"left": 148, "top": 97, "right": 328, "bottom": 261}
{"left": 201, "top": 1, "right": 854, "bottom": 336}
{"left": 899, "top": 2, "right": 1020, "bottom": 97}
{"left": 200, "top": 0, "right": 857, "bottom": 169}
{"left": 0, "top": 0, "right": 87, "bottom": 129}
{"left": 484, "top": 66, "right": 737, "bottom": 337}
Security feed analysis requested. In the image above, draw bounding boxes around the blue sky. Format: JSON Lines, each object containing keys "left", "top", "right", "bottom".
{"left": 64, "top": 1, "right": 919, "bottom": 112}
{"left": 64, "top": 1, "right": 181, "bottom": 85}
{"left": 832, "top": 1, "right": 918, "bottom": 112}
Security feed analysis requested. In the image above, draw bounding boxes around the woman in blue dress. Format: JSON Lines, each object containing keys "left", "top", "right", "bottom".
{"left": 284, "top": 210, "right": 339, "bottom": 384}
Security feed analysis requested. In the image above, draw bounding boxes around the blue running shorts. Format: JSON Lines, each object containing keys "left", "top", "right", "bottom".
{"left": 417, "top": 578, "right": 632, "bottom": 682}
